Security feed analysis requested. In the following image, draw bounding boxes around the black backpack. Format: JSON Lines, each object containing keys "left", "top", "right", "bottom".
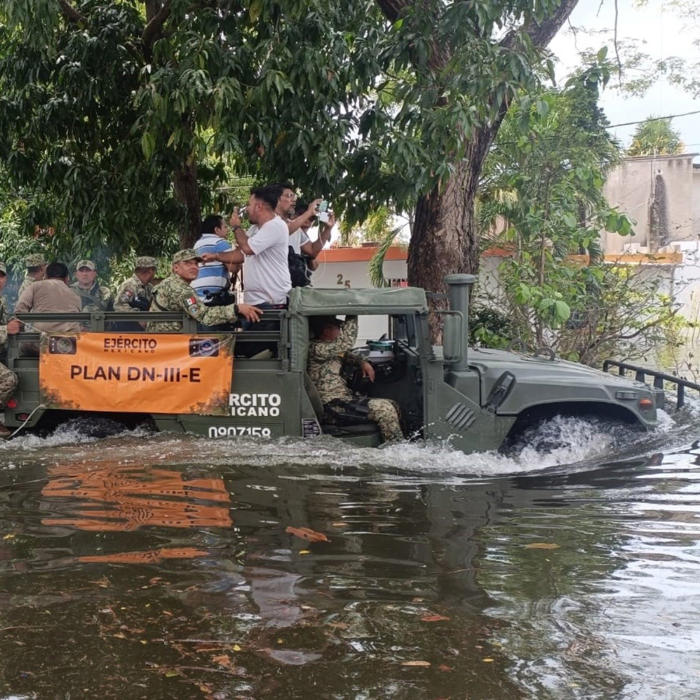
{"left": 288, "top": 246, "right": 312, "bottom": 287}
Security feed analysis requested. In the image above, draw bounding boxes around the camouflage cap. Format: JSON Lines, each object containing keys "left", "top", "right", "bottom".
{"left": 135, "top": 256, "right": 157, "bottom": 269}
{"left": 172, "top": 249, "right": 203, "bottom": 264}
{"left": 76, "top": 259, "right": 96, "bottom": 271}
{"left": 0, "top": 261, "right": 6, "bottom": 275}
{"left": 25, "top": 253, "right": 46, "bottom": 268}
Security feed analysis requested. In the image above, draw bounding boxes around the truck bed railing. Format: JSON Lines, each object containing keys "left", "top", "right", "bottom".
{"left": 602, "top": 359, "right": 700, "bottom": 410}
{"left": 8, "top": 310, "right": 288, "bottom": 361}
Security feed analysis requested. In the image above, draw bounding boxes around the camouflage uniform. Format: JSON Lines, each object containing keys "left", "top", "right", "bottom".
{"left": 307, "top": 315, "right": 402, "bottom": 442}
{"left": 114, "top": 275, "right": 155, "bottom": 312}
{"left": 147, "top": 274, "right": 239, "bottom": 332}
{"left": 17, "top": 252, "right": 47, "bottom": 300}
{"left": 114, "top": 256, "right": 157, "bottom": 312}
{"left": 70, "top": 281, "right": 114, "bottom": 312}
{"left": 0, "top": 264, "right": 18, "bottom": 408}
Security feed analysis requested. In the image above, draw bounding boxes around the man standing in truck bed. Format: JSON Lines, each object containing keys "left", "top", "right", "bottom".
{"left": 308, "top": 315, "right": 402, "bottom": 443}
{"left": 114, "top": 256, "right": 157, "bottom": 312}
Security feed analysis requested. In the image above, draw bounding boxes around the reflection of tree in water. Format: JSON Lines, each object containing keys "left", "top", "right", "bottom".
{"left": 218, "top": 465, "right": 523, "bottom": 697}
{"left": 477, "top": 462, "right": 661, "bottom": 697}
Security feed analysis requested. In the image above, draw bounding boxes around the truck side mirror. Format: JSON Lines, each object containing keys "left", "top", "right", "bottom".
{"left": 442, "top": 312, "right": 464, "bottom": 363}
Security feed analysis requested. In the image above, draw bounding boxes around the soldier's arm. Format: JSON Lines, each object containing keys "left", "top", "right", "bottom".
{"left": 113, "top": 282, "right": 136, "bottom": 312}
{"left": 307, "top": 317, "right": 358, "bottom": 362}
{"left": 307, "top": 339, "right": 344, "bottom": 364}
{"left": 337, "top": 316, "right": 358, "bottom": 351}
{"left": 181, "top": 295, "right": 261, "bottom": 326}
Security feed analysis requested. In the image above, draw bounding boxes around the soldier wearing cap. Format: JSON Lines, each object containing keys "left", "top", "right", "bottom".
{"left": 114, "top": 256, "right": 158, "bottom": 312}
{"left": 70, "top": 259, "right": 114, "bottom": 312}
{"left": 0, "top": 261, "right": 18, "bottom": 436}
{"left": 16, "top": 253, "right": 47, "bottom": 300}
{"left": 147, "top": 249, "right": 262, "bottom": 332}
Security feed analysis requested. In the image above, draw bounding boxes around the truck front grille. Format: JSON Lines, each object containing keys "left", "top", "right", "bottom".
{"left": 445, "top": 403, "right": 476, "bottom": 430}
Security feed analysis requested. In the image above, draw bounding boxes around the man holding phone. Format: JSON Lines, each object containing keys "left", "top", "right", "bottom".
{"left": 201, "top": 185, "right": 291, "bottom": 308}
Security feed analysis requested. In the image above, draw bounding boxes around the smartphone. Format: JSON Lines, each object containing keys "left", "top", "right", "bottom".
{"left": 318, "top": 200, "right": 330, "bottom": 223}
{"left": 238, "top": 206, "right": 247, "bottom": 218}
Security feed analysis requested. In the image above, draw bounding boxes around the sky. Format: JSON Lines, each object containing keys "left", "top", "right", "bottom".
{"left": 549, "top": 0, "right": 700, "bottom": 156}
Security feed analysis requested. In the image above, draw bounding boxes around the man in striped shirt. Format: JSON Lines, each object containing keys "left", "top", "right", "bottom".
{"left": 191, "top": 214, "right": 237, "bottom": 304}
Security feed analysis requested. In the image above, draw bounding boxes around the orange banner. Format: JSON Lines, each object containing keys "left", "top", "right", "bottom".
{"left": 39, "top": 332, "right": 233, "bottom": 415}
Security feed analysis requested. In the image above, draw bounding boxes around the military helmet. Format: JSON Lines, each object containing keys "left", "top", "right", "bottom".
{"left": 172, "top": 249, "right": 203, "bottom": 264}
{"left": 135, "top": 256, "right": 157, "bottom": 269}
{"left": 25, "top": 253, "right": 46, "bottom": 268}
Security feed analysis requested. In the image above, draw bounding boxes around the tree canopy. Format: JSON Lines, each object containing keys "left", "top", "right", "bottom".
{"left": 627, "top": 117, "right": 685, "bottom": 156}
{"left": 0, "top": 0, "right": 582, "bottom": 318}
{"left": 471, "top": 63, "right": 682, "bottom": 364}
{"left": 0, "top": 0, "right": 383, "bottom": 257}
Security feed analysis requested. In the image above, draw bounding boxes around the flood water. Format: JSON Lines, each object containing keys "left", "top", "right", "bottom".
{"left": 0, "top": 410, "right": 699, "bottom": 699}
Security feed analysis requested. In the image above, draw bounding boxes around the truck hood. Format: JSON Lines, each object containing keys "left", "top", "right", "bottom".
{"left": 463, "top": 347, "right": 657, "bottom": 415}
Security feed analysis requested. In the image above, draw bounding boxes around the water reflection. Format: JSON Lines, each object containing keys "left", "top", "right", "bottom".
{"left": 0, "top": 427, "right": 697, "bottom": 697}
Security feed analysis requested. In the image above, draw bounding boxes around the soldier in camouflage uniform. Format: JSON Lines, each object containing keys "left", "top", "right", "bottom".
{"left": 147, "top": 249, "right": 262, "bottom": 332}
{"left": 0, "top": 262, "right": 19, "bottom": 437}
{"left": 114, "top": 256, "right": 158, "bottom": 312}
{"left": 71, "top": 260, "right": 114, "bottom": 312}
{"left": 16, "top": 253, "right": 47, "bottom": 301}
{"left": 307, "top": 315, "right": 402, "bottom": 442}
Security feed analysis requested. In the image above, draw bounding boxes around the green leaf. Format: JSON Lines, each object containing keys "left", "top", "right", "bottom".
{"left": 140, "top": 132, "right": 155, "bottom": 161}
{"left": 553, "top": 300, "right": 570, "bottom": 322}
{"left": 562, "top": 212, "right": 576, "bottom": 228}
{"left": 249, "top": 0, "right": 263, "bottom": 23}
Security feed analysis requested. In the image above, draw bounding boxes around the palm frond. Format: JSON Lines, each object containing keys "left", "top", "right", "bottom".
{"left": 368, "top": 224, "right": 405, "bottom": 287}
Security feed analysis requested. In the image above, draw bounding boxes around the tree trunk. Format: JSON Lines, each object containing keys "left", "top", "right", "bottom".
{"left": 407, "top": 136, "right": 491, "bottom": 338}
{"left": 173, "top": 160, "right": 201, "bottom": 248}
{"left": 377, "top": 0, "right": 579, "bottom": 341}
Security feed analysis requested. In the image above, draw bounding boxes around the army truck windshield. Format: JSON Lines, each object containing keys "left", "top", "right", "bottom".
{"left": 3, "top": 275, "right": 663, "bottom": 452}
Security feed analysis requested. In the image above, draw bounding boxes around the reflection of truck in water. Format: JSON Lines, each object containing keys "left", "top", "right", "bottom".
{"left": 4, "top": 275, "right": 664, "bottom": 452}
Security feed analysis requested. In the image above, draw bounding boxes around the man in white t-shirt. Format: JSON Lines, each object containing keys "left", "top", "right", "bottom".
{"left": 290, "top": 198, "right": 334, "bottom": 276}
{"left": 269, "top": 184, "right": 333, "bottom": 287}
{"left": 201, "top": 184, "right": 291, "bottom": 307}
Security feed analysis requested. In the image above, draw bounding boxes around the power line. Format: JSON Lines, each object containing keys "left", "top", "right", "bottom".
{"left": 606, "top": 110, "right": 700, "bottom": 129}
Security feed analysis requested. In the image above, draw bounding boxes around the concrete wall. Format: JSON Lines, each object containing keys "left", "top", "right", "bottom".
{"left": 603, "top": 154, "right": 698, "bottom": 253}
{"left": 694, "top": 166, "right": 700, "bottom": 239}
{"left": 312, "top": 247, "right": 408, "bottom": 342}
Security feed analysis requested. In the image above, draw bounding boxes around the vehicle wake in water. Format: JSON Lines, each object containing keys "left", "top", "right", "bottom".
{"left": 0, "top": 399, "right": 696, "bottom": 478}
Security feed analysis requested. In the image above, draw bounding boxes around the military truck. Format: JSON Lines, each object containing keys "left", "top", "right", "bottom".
{"left": 3, "top": 274, "right": 664, "bottom": 452}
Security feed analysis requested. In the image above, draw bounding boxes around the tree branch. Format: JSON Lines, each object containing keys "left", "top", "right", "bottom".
{"left": 142, "top": 0, "right": 172, "bottom": 59}
{"left": 57, "top": 0, "right": 86, "bottom": 24}
{"left": 375, "top": 0, "right": 402, "bottom": 23}
{"left": 524, "top": 0, "right": 580, "bottom": 48}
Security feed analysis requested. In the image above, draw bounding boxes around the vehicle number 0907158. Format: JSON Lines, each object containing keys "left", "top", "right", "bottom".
{"left": 208, "top": 426, "right": 272, "bottom": 438}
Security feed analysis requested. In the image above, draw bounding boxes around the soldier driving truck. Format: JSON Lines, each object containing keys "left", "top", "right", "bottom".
{"left": 308, "top": 315, "right": 403, "bottom": 443}
{"left": 2, "top": 272, "right": 666, "bottom": 452}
